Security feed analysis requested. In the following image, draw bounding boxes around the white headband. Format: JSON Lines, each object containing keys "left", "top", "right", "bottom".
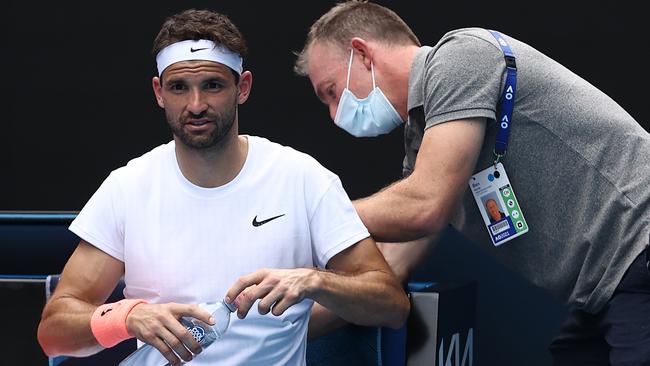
{"left": 155, "top": 39, "right": 243, "bottom": 76}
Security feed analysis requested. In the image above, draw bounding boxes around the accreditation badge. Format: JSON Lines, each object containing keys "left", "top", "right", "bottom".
{"left": 469, "top": 162, "right": 528, "bottom": 246}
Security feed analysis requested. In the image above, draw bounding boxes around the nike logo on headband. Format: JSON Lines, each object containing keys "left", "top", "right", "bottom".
{"left": 190, "top": 47, "right": 209, "bottom": 53}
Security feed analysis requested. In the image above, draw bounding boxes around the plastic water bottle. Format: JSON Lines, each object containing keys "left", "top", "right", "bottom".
{"left": 118, "top": 299, "right": 236, "bottom": 366}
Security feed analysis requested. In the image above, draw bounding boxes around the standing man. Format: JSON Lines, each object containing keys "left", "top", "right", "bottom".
{"left": 38, "top": 8, "right": 409, "bottom": 366}
{"left": 295, "top": 1, "right": 650, "bottom": 364}
{"left": 485, "top": 199, "right": 505, "bottom": 223}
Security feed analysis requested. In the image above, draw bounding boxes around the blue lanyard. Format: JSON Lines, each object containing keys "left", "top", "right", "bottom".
{"left": 488, "top": 30, "right": 517, "bottom": 163}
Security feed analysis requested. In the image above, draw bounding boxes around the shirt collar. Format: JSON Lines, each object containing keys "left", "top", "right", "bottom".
{"left": 407, "top": 46, "right": 433, "bottom": 112}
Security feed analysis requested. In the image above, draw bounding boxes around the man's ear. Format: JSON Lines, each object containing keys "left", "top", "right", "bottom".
{"left": 351, "top": 37, "right": 373, "bottom": 71}
{"left": 237, "top": 71, "right": 253, "bottom": 104}
{"left": 152, "top": 76, "right": 165, "bottom": 108}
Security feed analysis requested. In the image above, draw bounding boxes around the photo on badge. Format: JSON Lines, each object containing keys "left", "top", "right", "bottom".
{"left": 481, "top": 192, "right": 506, "bottom": 225}
{"left": 469, "top": 163, "right": 528, "bottom": 247}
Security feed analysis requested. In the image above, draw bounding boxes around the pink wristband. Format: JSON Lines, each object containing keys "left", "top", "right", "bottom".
{"left": 90, "top": 299, "right": 147, "bottom": 348}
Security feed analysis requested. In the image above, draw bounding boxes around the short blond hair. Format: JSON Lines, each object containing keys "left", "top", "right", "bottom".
{"left": 294, "top": 0, "right": 420, "bottom": 76}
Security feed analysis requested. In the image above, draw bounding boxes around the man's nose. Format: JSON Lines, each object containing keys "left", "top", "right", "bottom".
{"left": 187, "top": 89, "right": 208, "bottom": 115}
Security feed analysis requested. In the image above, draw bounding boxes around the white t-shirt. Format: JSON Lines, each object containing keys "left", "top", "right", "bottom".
{"left": 69, "top": 136, "right": 370, "bottom": 365}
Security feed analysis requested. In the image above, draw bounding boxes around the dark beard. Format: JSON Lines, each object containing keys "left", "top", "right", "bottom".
{"left": 166, "top": 101, "right": 237, "bottom": 150}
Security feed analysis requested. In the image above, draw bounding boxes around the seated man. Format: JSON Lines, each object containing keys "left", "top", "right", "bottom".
{"left": 37, "top": 9, "right": 409, "bottom": 366}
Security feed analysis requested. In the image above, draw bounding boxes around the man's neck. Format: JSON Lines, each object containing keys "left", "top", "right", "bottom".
{"left": 174, "top": 132, "right": 249, "bottom": 188}
{"left": 380, "top": 44, "right": 421, "bottom": 120}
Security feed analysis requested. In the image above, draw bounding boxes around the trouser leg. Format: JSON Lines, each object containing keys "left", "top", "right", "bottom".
{"left": 550, "top": 248, "right": 650, "bottom": 366}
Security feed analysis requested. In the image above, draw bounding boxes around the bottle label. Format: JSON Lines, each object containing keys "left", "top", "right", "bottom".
{"left": 187, "top": 325, "right": 206, "bottom": 343}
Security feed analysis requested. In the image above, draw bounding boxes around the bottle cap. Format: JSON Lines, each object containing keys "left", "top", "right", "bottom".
{"left": 223, "top": 299, "right": 237, "bottom": 313}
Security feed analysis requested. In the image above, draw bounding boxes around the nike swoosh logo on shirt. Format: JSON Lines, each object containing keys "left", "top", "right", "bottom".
{"left": 252, "top": 214, "right": 285, "bottom": 227}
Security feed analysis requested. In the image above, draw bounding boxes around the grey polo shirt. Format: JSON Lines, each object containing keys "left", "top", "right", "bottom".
{"left": 403, "top": 28, "right": 650, "bottom": 313}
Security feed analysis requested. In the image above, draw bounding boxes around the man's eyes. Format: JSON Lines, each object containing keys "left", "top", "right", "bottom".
{"left": 327, "top": 85, "right": 336, "bottom": 100}
{"left": 205, "top": 81, "right": 223, "bottom": 90}
{"left": 169, "top": 83, "right": 187, "bottom": 91}
{"left": 166, "top": 80, "right": 224, "bottom": 92}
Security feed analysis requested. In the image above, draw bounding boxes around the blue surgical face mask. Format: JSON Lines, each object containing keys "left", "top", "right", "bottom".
{"left": 334, "top": 49, "right": 404, "bottom": 137}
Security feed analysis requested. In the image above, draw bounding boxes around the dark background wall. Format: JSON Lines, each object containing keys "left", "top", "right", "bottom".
{"left": 2, "top": 1, "right": 648, "bottom": 365}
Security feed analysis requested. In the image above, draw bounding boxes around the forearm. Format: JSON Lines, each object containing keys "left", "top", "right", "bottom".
{"left": 377, "top": 235, "right": 438, "bottom": 284}
{"left": 310, "top": 268, "right": 409, "bottom": 329}
{"left": 353, "top": 180, "right": 447, "bottom": 242}
{"left": 38, "top": 296, "right": 103, "bottom": 357}
{"left": 354, "top": 119, "right": 486, "bottom": 242}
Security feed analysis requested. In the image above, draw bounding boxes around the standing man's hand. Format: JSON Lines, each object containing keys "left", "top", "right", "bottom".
{"left": 125, "top": 303, "right": 215, "bottom": 366}
{"left": 225, "top": 268, "right": 317, "bottom": 319}
{"left": 377, "top": 236, "right": 436, "bottom": 284}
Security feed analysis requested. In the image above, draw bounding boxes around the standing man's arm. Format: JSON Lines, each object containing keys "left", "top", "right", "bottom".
{"left": 376, "top": 236, "right": 436, "bottom": 284}
{"left": 354, "top": 118, "right": 486, "bottom": 242}
{"left": 308, "top": 302, "right": 348, "bottom": 340}
{"left": 305, "top": 118, "right": 485, "bottom": 339}
{"left": 226, "top": 237, "right": 410, "bottom": 331}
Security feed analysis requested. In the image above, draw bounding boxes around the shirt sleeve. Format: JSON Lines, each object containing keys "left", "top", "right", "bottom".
{"left": 423, "top": 31, "right": 503, "bottom": 129}
{"left": 303, "top": 163, "right": 370, "bottom": 269}
{"left": 309, "top": 178, "right": 370, "bottom": 269}
{"left": 69, "top": 171, "right": 125, "bottom": 261}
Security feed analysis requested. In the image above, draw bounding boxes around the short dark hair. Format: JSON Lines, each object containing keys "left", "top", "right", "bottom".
{"left": 294, "top": 0, "right": 420, "bottom": 76}
{"left": 152, "top": 9, "right": 247, "bottom": 80}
